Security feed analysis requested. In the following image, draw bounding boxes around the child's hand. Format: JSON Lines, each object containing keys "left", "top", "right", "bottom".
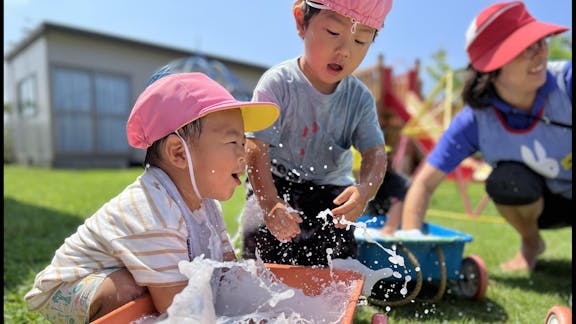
{"left": 264, "top": 202, "right": 303, "bottom": 242}
{"left": 330, "top": 184, "right": 370, "bottom": 229}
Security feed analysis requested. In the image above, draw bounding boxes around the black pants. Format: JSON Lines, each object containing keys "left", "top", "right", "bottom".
{"left": 242, "top": 174, "right": 358, "bottom": 266}
{"left": 364, "top": 170, "right": 410, "bottom": 215}
{"left": 485, "top": 161, "right": 572, "bottom": 229}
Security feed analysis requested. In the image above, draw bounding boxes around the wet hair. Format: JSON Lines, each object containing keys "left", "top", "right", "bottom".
{"left": 461, "top": 64, "right": 501, "bottom": 109}
{"left": 294, "top": 0, "right": 379, "bottom": 41}
{"left": 144, "top": 119, "right": 203, "bottom": 167}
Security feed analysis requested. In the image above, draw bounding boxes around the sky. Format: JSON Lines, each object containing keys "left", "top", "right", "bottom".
{"left": 3, "top": 0, "right": 573, "bottom": 102}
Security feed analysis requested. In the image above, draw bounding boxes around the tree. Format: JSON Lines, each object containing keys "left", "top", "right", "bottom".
{"left": 424, "top": 48, "right": 467, "bottom": 115}
{"left": 548, "top": 34, "right": 572, "bottom": 61}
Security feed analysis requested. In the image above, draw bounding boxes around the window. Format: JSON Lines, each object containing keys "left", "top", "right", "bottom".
{"left": 53, "top": 68, "right": 93, "bottom": 152}
{"left": 94, "top": 73, "right": 131, "bottom": 153}
{"left": 17, "top": 76, "right": 38, "bottom": 118}
{"left": 52, "top": 67, "right": 130, "bottom": 154}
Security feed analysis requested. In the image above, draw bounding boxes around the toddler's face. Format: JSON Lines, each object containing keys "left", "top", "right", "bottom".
{"left": 191, "top": 109, "right": 247, "bottom": 201}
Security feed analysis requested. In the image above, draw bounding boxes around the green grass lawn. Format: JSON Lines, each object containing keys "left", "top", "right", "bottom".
{"left": 4, "top": 165, "right": 572, "bottom": 323}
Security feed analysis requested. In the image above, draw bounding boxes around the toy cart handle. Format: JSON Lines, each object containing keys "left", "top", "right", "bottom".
{"left": 428, "top": 244, "right": 447, "bottom": 303}
{"left": 368, "top": 244, "right": 447, "bottom": 306}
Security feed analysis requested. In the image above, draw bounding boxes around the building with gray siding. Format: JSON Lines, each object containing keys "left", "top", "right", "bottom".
{"left": 5, "top": 21, "right": 269, "bottom": 168}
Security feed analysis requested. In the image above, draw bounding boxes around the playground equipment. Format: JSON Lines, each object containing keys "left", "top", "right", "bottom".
{"left": 90, "top": 264, "right": 367, "bottom": 324}
{"left": 354, "top": 215, "right": 489, "bottom": 307}
{"left": 399, "top": 69, "right": 492, "bottom": 216}
{"left": 354, "top": 56, "right": 492, "bottom": 217}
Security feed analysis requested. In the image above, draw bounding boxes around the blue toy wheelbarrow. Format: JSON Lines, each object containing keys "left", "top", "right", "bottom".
{"left": 354, "top": 215, "right": 489, "bottom": 307}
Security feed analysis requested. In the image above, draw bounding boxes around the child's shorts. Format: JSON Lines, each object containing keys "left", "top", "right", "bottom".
{"left": 37, "top": 268, "right": 121, "bottom": 324}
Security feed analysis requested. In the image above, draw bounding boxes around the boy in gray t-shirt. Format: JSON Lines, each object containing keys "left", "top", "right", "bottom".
{"left": 241, "top": 0, "right": 392, "bottom": 266}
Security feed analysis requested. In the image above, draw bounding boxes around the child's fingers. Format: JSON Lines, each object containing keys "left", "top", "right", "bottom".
{"left": 333, "top": 189, "right": 352, "bottom": 205}
{"left": 288, "top": 212, "right": 303, "bottom": 223}
{"left": 268, "top": 209, "right": 301, "bottom": 241}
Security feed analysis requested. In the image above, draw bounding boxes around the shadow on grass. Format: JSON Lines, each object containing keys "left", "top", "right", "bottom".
{"left": 358, "top": 281, "right": 508, "bottom": 323}
{"left": 3, "top": 197, "right": 84, "bottom": 290}
{"left": 489, "top": 258, "right": 572, "bottom": 296}
{"left": 534, "top": 258, "right": 572, "bottom": 278}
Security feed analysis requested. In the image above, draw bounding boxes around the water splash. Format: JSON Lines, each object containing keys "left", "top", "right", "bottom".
{"left": 143, "top": 255, "right": 358, "bottom": 323}
{"left": 320, "top": 210, "right": 406, "bottom": 270}
{"left": 314, "top": 210, "right": 409, "bottom": 297}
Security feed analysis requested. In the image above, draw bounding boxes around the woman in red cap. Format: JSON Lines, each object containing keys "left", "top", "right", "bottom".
{"left": 399, "top": 1, "right": 571, "bottom": 272}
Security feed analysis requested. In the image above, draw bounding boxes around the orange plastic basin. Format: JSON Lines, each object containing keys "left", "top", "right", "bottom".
{"left": 266, "top": 264, "right": 365, "bottom": 324}
{"left": 91, "top": 263, "right": 365, "bottom": 324}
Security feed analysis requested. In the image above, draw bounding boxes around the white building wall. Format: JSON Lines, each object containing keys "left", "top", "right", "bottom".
{"left": 9, "top": 37, "right": 53, "bottom": 166}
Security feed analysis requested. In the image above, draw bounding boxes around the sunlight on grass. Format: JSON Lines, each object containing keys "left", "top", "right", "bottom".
{"left": 4, "top": 165, "right": 571, "bottom": 324}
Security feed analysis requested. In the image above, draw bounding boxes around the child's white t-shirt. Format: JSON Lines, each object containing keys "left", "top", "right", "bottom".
{"left": 25, "top": 166, "right": 233, "bottom": 310}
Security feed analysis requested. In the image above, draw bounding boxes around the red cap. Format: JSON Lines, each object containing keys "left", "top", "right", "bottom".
{"left": 465, "top": 1, "right": 569, "bottom": 72}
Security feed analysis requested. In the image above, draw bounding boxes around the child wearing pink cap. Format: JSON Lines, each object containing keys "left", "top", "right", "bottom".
{"left": 241, "top": 0, "right": 392, "bottom": 266}
{"left": 399, "top": 1, "right": 571, "bottom": 272}
{"left": 24, "top": 72, "right": 279, "bottom": 323}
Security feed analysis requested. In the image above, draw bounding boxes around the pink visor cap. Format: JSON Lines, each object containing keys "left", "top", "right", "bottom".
{"left": 126, "top": 73, "right": 280, "bottom": 149}
{"left": 465, "top": 1, "right": 569, "bottom": 72}
{"left": 307, "top": 0, "right": 393, "bottom": 31}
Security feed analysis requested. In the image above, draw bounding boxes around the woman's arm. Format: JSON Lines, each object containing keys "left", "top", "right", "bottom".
{"left": 400, "top": 162, "right": 447, "bottom": 230}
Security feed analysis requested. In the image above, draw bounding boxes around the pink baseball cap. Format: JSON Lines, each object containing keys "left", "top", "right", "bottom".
{"left": 465, "top": 1, "right": 569, "bottom": 72}
{"left": 306, "top": 0, "right": 393, "bottom": 31}
{"left": 127, "top": 73, "right": 280, "bottom": 149}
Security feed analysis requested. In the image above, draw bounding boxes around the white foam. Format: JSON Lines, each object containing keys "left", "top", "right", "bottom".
{"left": 152, "top": 210, "right": 415, "bottom": 323}
{"left": 318, "top": 210, "right": 410, "bottom": 295}
{"left": 145, "top": 255, "right": 358, "bottom": 323}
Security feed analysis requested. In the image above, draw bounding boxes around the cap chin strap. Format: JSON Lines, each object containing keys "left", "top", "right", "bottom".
{"left": 174, "top": 130, "right": 202, "bottom": 200}
{"left": 305, "top": 0, "right": 358, "bottom": 33}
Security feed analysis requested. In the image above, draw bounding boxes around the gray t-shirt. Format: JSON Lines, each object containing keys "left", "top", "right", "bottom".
{"left": 247, "top": 58, "right": 384, "bottom": 186}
